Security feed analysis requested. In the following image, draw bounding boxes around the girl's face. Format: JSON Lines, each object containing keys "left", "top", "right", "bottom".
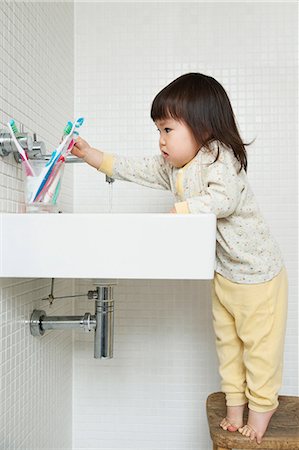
{"left": 155, "top": 118, "right": 199, "bottom": 168}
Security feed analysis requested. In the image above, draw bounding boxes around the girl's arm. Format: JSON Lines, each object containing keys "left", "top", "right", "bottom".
{"left": 175, "top": 152, "right": 243, "bottom": 217}
{"left": 101, "top": 153, "right": 170, "bottom": 190}
{"left": 72, "top": 137, "right": 171, "bottom": 191}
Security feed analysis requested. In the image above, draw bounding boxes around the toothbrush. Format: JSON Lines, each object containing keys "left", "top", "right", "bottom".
{"left": 41, "top": 121, "right": 83, "bottom": 202}
{"left": 59, "top": 118, "right": 83, "bottom": 159}
{"left": 61, "top": 117, "right": 84, "bottom": 159}
{"left": 66, "top": 130, "right": 79, "bottom": 155}
{"left": 36, "top": 127, "right": 79, "bottom": 202}
{"left": 7, "top": 120, "right": 35, "bottom": 176}
{"left": 51, "top": 177, "right": 62, "bottom": 205}
{"left": 40, "top": 119, "right": 83, "bottom": 203}
{"left": 30, "top": 147, "right": 66, "bottom": 203}
{"left": 43, "top": 163, "right": 65, "bottom": 204}
{"left": 34, "top": 155, "right": 65, "bottom": 202}
{"left": 30, "top": 117, "right": 84, "bottom": 202}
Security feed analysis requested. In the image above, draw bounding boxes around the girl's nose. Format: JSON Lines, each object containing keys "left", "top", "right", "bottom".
{"left": 159, "top": 135, "right": 166, "bottom": 147}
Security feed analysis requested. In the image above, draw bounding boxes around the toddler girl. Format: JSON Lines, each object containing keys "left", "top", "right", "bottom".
{"left": 72, "top": 73, "right": 288, "bottom": 445}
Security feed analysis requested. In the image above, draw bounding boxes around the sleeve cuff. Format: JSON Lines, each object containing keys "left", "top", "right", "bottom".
{"left": 97, "top": 153, "right": 115, "bottom": 177}
{"left": 175, "top": 201, "right": 190, "bottom": 214}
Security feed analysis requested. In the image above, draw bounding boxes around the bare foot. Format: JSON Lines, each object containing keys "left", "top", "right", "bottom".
{"left": 220, "top": 404, "right": 245, "bottom": 432}
{"left": 238, "top": 407, "right": 277, "bottom": 444}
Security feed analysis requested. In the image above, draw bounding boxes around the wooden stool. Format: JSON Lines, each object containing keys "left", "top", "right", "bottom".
{"left": 206, "top": 392, "right": 299, "bottom": 450}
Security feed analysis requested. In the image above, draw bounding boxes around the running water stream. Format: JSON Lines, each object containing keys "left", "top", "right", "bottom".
{"left": 108, "top": 181, "right": 113, "bottom": 213}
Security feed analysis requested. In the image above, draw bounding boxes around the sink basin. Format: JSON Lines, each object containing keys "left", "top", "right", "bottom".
{"left": 0, "top": 213, "right": 216, "bottom": 279}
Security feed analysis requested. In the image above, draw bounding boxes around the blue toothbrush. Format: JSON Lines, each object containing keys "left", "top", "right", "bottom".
{"left": 30, "top": 117, "right": 84, "bottom": 202}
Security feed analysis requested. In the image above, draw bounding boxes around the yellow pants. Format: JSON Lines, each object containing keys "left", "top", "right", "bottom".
{"left": 211, "top": 266, "right": 288, "bottom": 412}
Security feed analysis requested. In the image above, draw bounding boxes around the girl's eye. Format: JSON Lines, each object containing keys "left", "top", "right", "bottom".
{"left": 156, "top": 127, "right": 171, "bottom": 133}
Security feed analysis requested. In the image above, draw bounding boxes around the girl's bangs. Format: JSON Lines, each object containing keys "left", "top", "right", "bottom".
{"left": 151, "top": 92, "right": 185, "bottom": 122}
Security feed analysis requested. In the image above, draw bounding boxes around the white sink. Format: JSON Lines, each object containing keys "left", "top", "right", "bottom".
{"left": 0, "top": 213, "right": 216, "bottom": 279}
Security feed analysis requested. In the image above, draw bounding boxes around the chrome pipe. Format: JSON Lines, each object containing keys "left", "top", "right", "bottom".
{"left": 41, "top": 315, "right": 96, "bottom": 331}
{"left": 30, "top": 310, "right": 96, "bottom": 336}
{"left": 94, "top": 286, "right": 114, "bottom": 359}
{"left": 29, "top": 155, "right": 83, "bottom": 164}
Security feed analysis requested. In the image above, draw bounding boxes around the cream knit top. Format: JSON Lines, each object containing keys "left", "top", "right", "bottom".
{"left": 98, "top": 140, "right": 284, "bottom": 284}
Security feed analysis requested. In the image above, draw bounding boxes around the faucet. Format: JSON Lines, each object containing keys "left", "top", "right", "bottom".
{"left": 30, "top": 280, "right": 117, "bottom": 359}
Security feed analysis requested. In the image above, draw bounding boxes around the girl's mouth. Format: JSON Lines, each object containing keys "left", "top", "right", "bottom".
{"left": 162, "top": 151, "right": 169, "bottom": 158}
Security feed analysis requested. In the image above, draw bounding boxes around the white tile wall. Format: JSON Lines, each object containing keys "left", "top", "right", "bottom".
{"left": 0, "top": 2, "right": 74, "bottom": 449}
{"left": 73, "top": 3, "right": 298, "bottom": 450}
{"left": 73, "top": 279, "right": 219, "bottom": 450}
{"left": 0, "top": 1, "right": 74, "bottom": 213}
{"left": 0, "top": 277, "right": 73, "bottom": 450}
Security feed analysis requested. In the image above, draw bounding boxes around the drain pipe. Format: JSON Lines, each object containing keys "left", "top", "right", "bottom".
{"left": 30, "top": 311, "right": 96, "bottom": 334}
{"left": 30, "top": 281, "right": 117, "bottom": 359}
{"left": 94, "top": 285, "right": 114, "bottom": 358}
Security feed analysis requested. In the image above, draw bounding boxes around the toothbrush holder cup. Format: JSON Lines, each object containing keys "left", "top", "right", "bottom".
{"left": 22, "top": 159, "right": 65, "bottom": 213}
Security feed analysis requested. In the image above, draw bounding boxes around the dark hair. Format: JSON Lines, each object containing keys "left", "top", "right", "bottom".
{"left": 151, "top": 73, "right": 251, "bottom": 172}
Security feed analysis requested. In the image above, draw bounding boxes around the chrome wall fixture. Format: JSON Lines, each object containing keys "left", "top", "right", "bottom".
{"left": 30, "top": 279, "right": 117, "bottom": 359}
{"left": 0, "top": 122, "right": 116, "bottom": 185}
{"left": 0, "top": 122, "right": 82, "bottom": 164}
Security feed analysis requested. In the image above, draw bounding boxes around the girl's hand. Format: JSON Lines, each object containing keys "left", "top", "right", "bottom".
{"left": 71, "top": 137, "right": 104, "bottom": 169}
{"left": 71, "top": 136, "right": 91, "bottom": 159}
{"left": 169, "top": 207, "right": 177, "bottom": 213}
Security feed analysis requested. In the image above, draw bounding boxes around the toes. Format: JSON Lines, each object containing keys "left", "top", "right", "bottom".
{"left": 220, "top": 418, "right": 229, "bottom": 430}
{"left": 240, "top": 426, "right": 248, "bottom": 436}
{"left": 238, "top": 425, "right": 253, "bottom": 438}
{"left": 220, "top": 419, "right": 227, "bottom": 430}
{"left": 238, "top": 425, "right": 262, "bottom": 443}
{"left": 220, "top": 418, "right": 239, "bottom": 431}
{"left": 246, "top": 428, "right": 253, "bottom": 438}
{"left": 220, "top": 417, "right": 242, "bottom": 433}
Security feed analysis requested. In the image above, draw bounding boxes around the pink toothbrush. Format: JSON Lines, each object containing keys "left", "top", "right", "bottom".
{"left": 7, "top": 120, "right": 35, "bottom": 176}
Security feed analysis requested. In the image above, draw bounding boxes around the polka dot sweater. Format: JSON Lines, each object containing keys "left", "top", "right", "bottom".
{"left": 98, "top": 140, "right": 284, "bottom": 284}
